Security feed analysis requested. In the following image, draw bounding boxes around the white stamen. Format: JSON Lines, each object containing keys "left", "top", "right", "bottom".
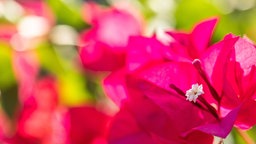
{"left": 185, "top": 83, "right": 204, "bottom": 103}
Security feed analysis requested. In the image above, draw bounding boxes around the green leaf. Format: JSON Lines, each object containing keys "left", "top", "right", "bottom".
{"left": 58, "top": 70, "right": 94, "bottom": 106}
{"left": 0, "top": 42, "right": 16, "bottom": 89}
{"left": 231, "top": 127, "right": 256, "bottom": 144}
{"left": 36, "top": 42, "right": 64, "bottom": 76}
{"left": 174, "top": 0, "right": 256, "bottom": 42}
{"left": 0, "top": 84, "right": 19, "bottom": 119}
{"left": 46, "top": 0, "right": 89, "bottom": 31}
{"left": 175, "top": 0, "right": 221, "bottom": 30}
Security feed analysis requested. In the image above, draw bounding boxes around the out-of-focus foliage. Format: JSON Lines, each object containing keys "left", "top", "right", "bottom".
{"left": 46, "top": 0, "right": 89, "bottom": 31}
{"left": 0, "top": 43, "right": 15, "bottom": 89}
{"left": 174, "top": 0, "right": 256, "bottom": 42}
{"left": 0, "top": 0, "right": 256, "bottom": 143}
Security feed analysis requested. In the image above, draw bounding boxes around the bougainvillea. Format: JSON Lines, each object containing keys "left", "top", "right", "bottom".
{"left": 79, "top": 2, "right": 142, "bottom": 71}
{"left": 1, "top": 1, "right": 256, "bottom": 144}
{"left": 104, "top": 18, "right": 256, "bottom": 143}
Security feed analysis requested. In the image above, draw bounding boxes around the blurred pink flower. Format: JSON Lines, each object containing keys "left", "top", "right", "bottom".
{"left": 5, "top": 77, "right": 67, "bottom": 144}
{"left": 66, "top": 106, "right": 110, "bottom": 144}
{"left": 79, "top": 2, "right": 142, "bottom": 71}
{"left": 0, "top": 0, "right": 54, "bottom": 51}
{"left": 16, "top": 0, "right": 54, "bottom": 24}
{"left": 3, "top": 45, "right": 113, "bottom": 143}
{"left": 2, "top": 76, "right": 111, "bottom": 144}
{"left": 12, "top": 51, "right": 39, "bottom": 103}
{"left": 0, "top": 25, "right": 17, "bottom": 41}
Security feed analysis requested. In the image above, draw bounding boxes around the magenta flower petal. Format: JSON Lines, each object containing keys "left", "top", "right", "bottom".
{"left": 79, "top": 3, "right": 142, "bottom": 71}
{"left": 103, "top": 69, "right": 128, "bottom": 106}
{"left": 133, "top": 62, "right": 200, "bottom": 92}
{"left": 191, "top": 18, "right": 218, "bottom": 54}
{"left": 125, "top": 53, "right": 237, "bottom": 139}
{"left": 126, "top": 36, "right": 165, "bottom": 72}
{"left": 166, "top": 32, "right": 193, "bottom": 59}
{"left": 235, "top": 100, "right": 256, "bottom": 129}
{"left": 79, "top": 41, "right": 125, "bottom": 71}
{"left": 103, "top": 17, "right": 256, "bottom": 142}
{"left": 201, "top": 35, "right": 239, "bottom": 97}
{"left": 187, "top": 106, "right": 240, "bottom": 138}
{"left": 122, "top": 81, "right": 214, "bottom": 143}
{"left": 95, "top": 9, "right": 141, "bottom": 48}
{"left": 219, "top": 36, "right": 256, "bottom": 129}
{"left": 233, "top": 37, "right": 256, "bottom": 75}
{"left": 134, "top": 78, "right": 238, "bottom": 138}
{"left": 67, "top": 106, "right": 110, "bottom": 144}
{"left": 166, "top": 31, "right": 189, "bottom": 46}
{"left": 108, "top": 105, "right": 157, "bottom": 144}
{"left": 166, "top": 18, "right": 218, "bottom": 59}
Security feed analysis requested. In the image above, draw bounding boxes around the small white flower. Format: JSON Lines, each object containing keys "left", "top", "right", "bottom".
{"left": 185, "top": 83, "right": 204, "bottom": 103}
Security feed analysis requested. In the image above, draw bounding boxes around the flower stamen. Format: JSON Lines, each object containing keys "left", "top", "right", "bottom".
{"left": 170, "top": 83, "right": 219, "bottom": 119}
{"left": 185, "top": 83, "right": 204, "bottom": 103}
{"left": 192, "top": 59, "right": 221, "bottom": 104}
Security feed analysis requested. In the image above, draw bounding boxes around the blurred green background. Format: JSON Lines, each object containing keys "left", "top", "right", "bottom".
{"left": 1, "top": 0, "right": 256, "bottom": 143}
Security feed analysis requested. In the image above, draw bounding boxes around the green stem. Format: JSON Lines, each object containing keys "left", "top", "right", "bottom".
{"left": 218, "top": 138, "right": 224, "bottom": 144}
{"left": 236, "top": 128, "right": 255, "bottom": 144}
